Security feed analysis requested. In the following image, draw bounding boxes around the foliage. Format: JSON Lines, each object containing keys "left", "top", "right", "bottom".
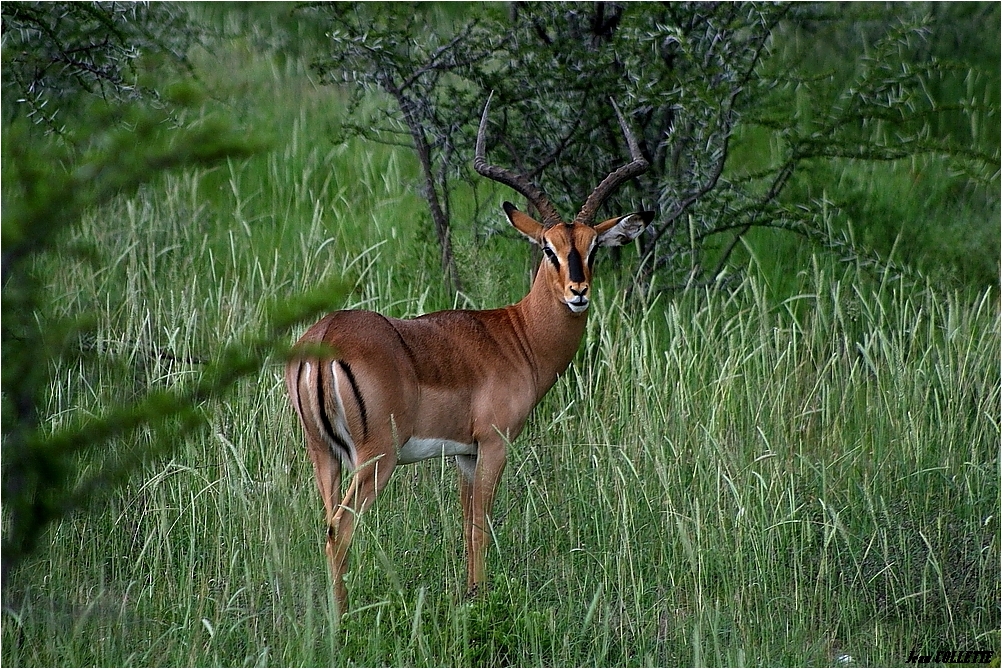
{"left": 0, "top": 4, "right": 342, "bottom": 600}
{"left": 2, "top": 99, "right": 244, "bottom": 596}
{"left": 489, "top": 2, "right": 789, "bottom": 288}
{"left": 765, "top": 2, "right": 1001, "bottom": 290}
{"left": 308, "top": 2, "right": 999, "bottom": 292}
{"left": 306, "top": 2, "right": 504, "bottom": 293}
{"left": 1, "top": 1, "right": 200, "bottom": 131}
{"left": 1, "top": 4, "right": 997, "bottom": 665}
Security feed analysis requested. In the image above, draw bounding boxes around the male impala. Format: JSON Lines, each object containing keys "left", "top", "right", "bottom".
{"left": 286, "top": 95, "right": 653, "bottom": 613}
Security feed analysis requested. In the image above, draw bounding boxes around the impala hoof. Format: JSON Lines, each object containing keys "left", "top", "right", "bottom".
{"left": 465, "top": 583, "right": 488, "bottom": 600}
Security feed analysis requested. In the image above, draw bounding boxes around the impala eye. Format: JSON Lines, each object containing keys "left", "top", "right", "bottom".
{"left": 587, "top": 245, "right": 598, "bottom": 269}
{"left": 542, "top": 245, "right": 559, "bottom": 269}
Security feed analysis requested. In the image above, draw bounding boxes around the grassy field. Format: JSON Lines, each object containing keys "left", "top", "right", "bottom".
{"left": 3, "top": 9, "right": 1000, "bottom": 667}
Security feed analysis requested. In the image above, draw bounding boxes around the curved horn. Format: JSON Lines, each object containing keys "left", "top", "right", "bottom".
{"left": 573, "top": 99, "right": 650, "bottom": 226}
{"left": 474, "top": 92, "right": 562, "bottom": 227}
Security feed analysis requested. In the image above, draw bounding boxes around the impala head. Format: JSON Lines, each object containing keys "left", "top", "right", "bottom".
{"left": 502, "top": 201, "right": 654, "bottom": 313}
{"left": 474, "top": 94, "right": 655, "bottom": 315}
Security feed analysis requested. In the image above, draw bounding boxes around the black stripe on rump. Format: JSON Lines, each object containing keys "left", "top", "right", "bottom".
{"left": 316, "top": 361, "right": 352, "bottom": 461}
{"left": 337, "top": 360, "right": 369, "bottom": 440}
{"left": 294, "top": 360, "right": 308, "bottom": 423}
{"left": 567, "top": 245, "right": 585, "bottom": 283}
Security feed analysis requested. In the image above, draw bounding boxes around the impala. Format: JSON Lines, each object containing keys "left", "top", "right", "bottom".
{"left": 286, "top": 95, "right": 653, "bottom": 613}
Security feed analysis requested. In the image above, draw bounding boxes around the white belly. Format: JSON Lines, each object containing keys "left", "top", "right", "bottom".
{"left": 397, "top": 437, "right": 478, "bottom": 465}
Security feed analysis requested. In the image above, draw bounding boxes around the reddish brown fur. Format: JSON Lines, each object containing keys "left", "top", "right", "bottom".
{"left": 285, "top": 207, "right": 653, "bottom": 614}
{"left": 289, "top": 95, "right": 653, "bottom": 613}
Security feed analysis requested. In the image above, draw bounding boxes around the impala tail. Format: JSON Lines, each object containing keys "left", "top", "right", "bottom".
{"left": 286, "top": 355, "right": 362, "bottom": 470}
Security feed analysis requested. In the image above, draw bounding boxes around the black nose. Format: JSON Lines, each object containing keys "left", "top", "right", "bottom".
{"left": 570, "top": 285, "right": 588, "bottom": 296}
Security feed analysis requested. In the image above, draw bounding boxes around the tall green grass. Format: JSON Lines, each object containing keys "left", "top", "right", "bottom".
{"left": 7, "top": 131, "right": 999, "bottom": 666}
{"left": 4, "top": 15, "right": 999, "bottom": 668}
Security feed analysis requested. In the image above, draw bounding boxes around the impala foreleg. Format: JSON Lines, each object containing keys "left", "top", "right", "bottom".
{"left": 457, "top": 438, "right": 507, "bottom": 596}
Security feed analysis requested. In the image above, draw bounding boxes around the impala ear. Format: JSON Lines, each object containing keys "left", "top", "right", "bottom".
{"left": 503, "top": 201, "right": 545, "bottom": 244}
{"left": 594, "top": 211, "right": 655, "bottom": 247}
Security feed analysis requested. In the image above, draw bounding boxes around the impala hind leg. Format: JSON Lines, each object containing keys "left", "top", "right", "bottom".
{"left": 457, "top": 438, "right": 507, "bottom": 596}
{"left": 328, "top": 454, "right": 396, "bottom": 614}
{"left": 304, "top": 437, "right": 343, "bottom": 591}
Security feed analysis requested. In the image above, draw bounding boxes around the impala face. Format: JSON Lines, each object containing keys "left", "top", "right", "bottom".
{"left": 503, "top": 201, "right": 653, "bottom": 314}
{"left": 539, "top": 223, "right": 597, "bottom": 313}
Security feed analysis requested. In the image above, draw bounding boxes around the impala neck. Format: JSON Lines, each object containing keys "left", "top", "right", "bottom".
{"left": 511, "top": 263, "right": 588, "bottom": 400}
